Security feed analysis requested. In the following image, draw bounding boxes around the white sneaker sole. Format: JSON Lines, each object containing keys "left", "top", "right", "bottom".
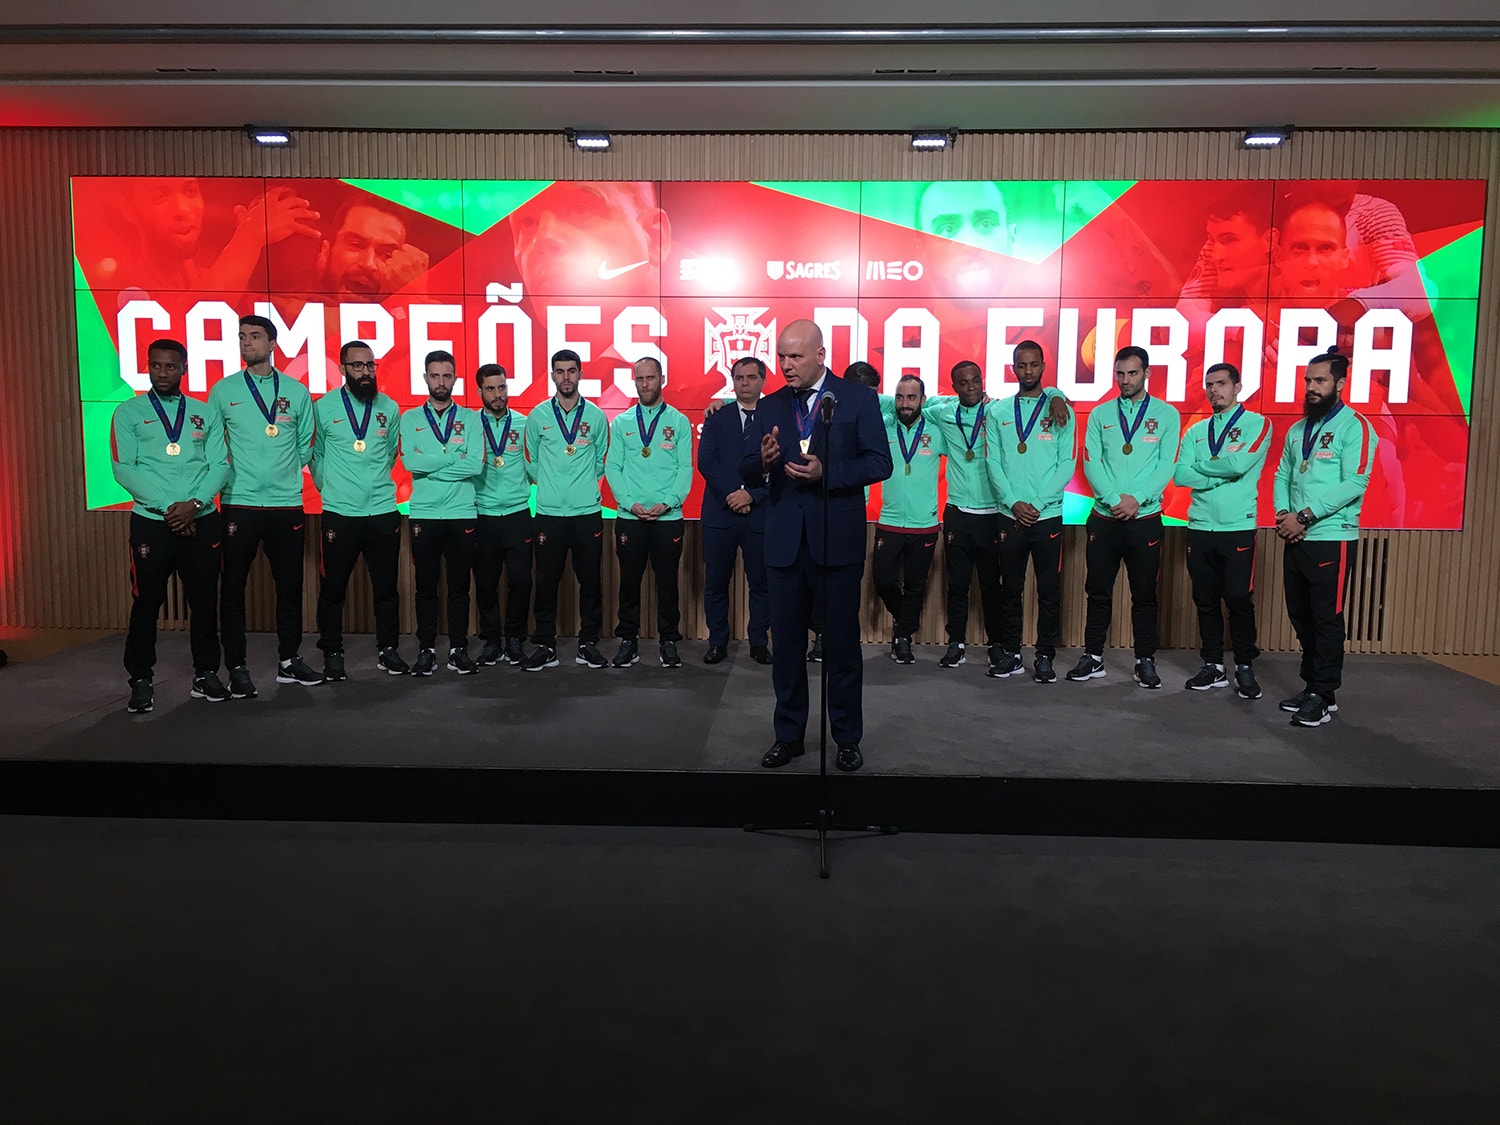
{"left": 577, "top": 656, "right": 607, "bottom": 668}
{"left": 1291, "top": 711, "right": 1332, "bottom": 727}
{"left": 524, "top": 657, "right": 560, "bottom": 672}
{"left": 190, "top": 688, "right": 228, "bottom": 702}
{"left": 986, "top": 666, "right": 1024, "bottom": 678}
{"left": 447, "top": 663, "right": 477, "bottom": 675}
{"left": 1067, "top": 667, "right": 1106, "bottom": 681}
{"left": 1186, "top": 679, "right": 1228, "bottom": 691}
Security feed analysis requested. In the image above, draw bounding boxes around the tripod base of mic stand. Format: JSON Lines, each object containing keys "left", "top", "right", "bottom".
{"left": 745, "top": 810, "right": 900, "bottom": 879}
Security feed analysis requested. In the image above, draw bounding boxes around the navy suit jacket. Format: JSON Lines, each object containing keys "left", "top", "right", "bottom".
{"left": 697, "top": 401, "right": 768, "bottom": 531}
{"left": 739, "top": 371, "right": 892, "bottom": 567}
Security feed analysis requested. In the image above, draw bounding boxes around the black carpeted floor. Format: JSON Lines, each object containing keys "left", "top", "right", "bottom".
{"left": 6, "top": 632, "right": 1500, "bottom": 786}
{"left": 0, "top": 815, "right": 1496, "bottom": 1123}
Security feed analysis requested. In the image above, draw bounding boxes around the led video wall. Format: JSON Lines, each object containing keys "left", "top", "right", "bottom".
{"left": 73, "top": 176, "right": 1484, "bottom": 526}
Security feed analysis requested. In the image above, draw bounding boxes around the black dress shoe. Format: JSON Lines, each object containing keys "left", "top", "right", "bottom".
{"left": 703, "top": 644, "right": 728, "bottom": 665}
{"left": 835, "top": 743, "right": 864, "bottom": 772}
{"left": 761, "top": 740, "right": 806, "bottom": 768}
{"left": 750, "top": 645, "right": 772, "bottom": 665}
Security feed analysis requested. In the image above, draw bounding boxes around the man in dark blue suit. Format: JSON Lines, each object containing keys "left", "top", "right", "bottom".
{"left": 698, "top": 355, "right": 771, "bottom": 666}
{"left": 740, "top": 320, "right": 893, "bottom": 772}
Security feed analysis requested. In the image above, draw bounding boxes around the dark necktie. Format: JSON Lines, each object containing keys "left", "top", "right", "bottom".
{"left": 742, "top": 409, "right": 754, "bottom": 432}
{"left": 795, "top": 387, "right": 814, "bottom": 419}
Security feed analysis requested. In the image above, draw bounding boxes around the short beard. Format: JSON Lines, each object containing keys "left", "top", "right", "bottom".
{"left": 1303, "top": 394, "right": 1338, "bottom": 423}
{"left": 896, "top": 409, "right": 921, "bottom": 426}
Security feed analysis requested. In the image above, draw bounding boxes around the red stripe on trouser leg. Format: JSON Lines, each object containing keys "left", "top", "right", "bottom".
{"left": 1335, "top": 541, "right": 1348, "bottom": 615}
{"left": 129, "top": 548, "right": 139, "bottom": 599}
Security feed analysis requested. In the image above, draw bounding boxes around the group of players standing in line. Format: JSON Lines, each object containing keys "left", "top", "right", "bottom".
{"left": 112, "top": 314, "right": 1374, "bottom": 732}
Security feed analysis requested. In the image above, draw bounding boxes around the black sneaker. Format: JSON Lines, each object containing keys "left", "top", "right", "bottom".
{"left": 576, "top": 642, "right": 607, "bottom": 669}
{"left": 1291, "top": 692, "right": 1331, "bottom": 727}
{"left": 228, "top": 664, "right": 258, "bottom": 699}
{"left": 479, "top": 640, "right": 504, "bottom": 666}
{"left": 1234, "top": 664, "right": 1263, "bottom": 700}
{"left": 504, "top": 636, "right": 527, "bottom": 666}
{"left": 986, "top": 650, "right": 1024, "bottom": 678}
{"left": 1066, "top": 654, "right": 1105, "bottom": 681}
{"left": 523, "top": 645, "right": 559, "bottom": 672}
{"left": 659, "top": 640, "right": 682, "bottom": 668}
{"left": 1280, "top": 687, "right": 1338, "bottom": 714}
{"left": 322, "top": 651, "right": 347, "bottom": 682}
{"left": 806, "top": 635, "right": 823, "bottom": 663}
{"left": 277, "top": 655, "right": 325, "bottom": 686}
{"left": 611, "top": 639, "right": 640, "bottom": 668}
{"left": 1134, "top": 657, "right": 1162, "bottom": 689}
{"left": 891, "top": 637, "right": 915, "bottom": 665}
{"left": 447, "top": 646, "right": 477, "bottom": 675}
{"left": 190, "top": 671, "right": 229, "bottom": 702}
{"left": 938, "top": 642, "right": 966, "bottom": 668}
{"left": 1033, "top": 654, "right": 1057, "bottom": 683}
{"left": 411, "top": 648, "right": 437, "bottom": 677}
{"left": 377, "top": 647, "right": 409, "bottom": 676}
{"left": 126, "top": 677, "right": 154, "bottom": 714}
{"left": 1185, "top": 663, "right": 1227, "bottom": 691}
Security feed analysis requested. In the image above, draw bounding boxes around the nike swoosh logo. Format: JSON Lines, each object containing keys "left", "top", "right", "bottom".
{"left": 465, "top": 529, "right": 475, "bottom": 534}
{"left": 598, "top": 259, "right": 648, "bottom": 280}
{"left": 1319, "top": 560, "right": 1336, "bottom": 568}
{"left": 524, "top": 537, "right": 533, "bottom": 543}
{"left": 1237, "top": 546, "right": 1252, "bottom": 552}
{"left": 594, "top": 531, "right": 602, "bottom": 538}
{"left": 1049, "top": 533, "right": 1060, "bottom": 539}
{"left": 1147, "top": 539, "right": 1160, "bottom": 547}
{"left": 292, "top": 524, "right": 304, "bottom": 531}
{"left": 673, "top": 536, "right": 683, "bottom": 543}
{"left": 210, "top": 541, "right": 221, "bottom": 549}
{"left": 1101, "top": 424, "right": 1113, "bottom": 429}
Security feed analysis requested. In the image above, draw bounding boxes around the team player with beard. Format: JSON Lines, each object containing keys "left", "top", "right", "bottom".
{"left": 112, "top": 338, "right": 230, "bottom": 712}
{"left": 605, "top": 357, "right": 694, "bottom": 669}
{"left": 208, "top": 314, "right": 323, "bottom": 696}
{"left": 873, "top": 375, "right": 946, "bottom": 664}
{"left": 1071, "top": 345, "right": 1182, "bottom": 689}
{"left": 1173, "top": 362, "right": 1271, "bottom": 700}
{"left": 1273, "top": 348, "right": 1377, "bottom": 728}
{"left": 399, "top": 350, "right": 483, "bottom": 677}
{"left": 311, "top": 340, "right": 408, "bottom": 680}
{"left": 982, "top": 341, "right": 1076, "bottom": 684}
{"left": 472, "top": 364, "right": 533, "bottom": 669}
{"left": 522, "top": 349, "right": 611, "bottom": 672}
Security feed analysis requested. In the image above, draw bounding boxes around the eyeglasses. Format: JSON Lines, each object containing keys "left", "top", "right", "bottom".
{"left": 343, "top": 361, "right": 378, "bottom": 373}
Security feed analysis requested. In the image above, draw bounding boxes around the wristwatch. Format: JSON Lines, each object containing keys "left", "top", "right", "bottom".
{"left": 1296, "top": 508, "right": 1315, "bottom": 528}
{"left": 190, "top": 498, "right": 204, "bottom": 513}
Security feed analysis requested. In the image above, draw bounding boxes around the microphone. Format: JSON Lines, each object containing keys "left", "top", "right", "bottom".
{"left": 820, "top": 392, "right": 837, "bottom": 423}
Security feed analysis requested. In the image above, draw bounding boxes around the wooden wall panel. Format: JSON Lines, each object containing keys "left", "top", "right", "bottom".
{"left": 1, "top": 127, "right": 1496, "bottom": 655}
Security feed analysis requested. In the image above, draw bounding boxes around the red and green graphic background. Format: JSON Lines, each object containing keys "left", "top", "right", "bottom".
{"left": 73, "top": 177, "right": 1484, "bottom": 526}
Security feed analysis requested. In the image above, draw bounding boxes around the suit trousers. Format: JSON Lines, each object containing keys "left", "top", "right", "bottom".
{"left": 702, "top": 519, "right": 769, "bottom": 647}
{"left": 768, "top": 536, "right": 864, "bottom": 745}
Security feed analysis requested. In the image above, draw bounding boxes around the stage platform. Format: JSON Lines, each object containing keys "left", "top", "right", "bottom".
{"left": 2, "top": 633, "right": 1498, "bottom": 846}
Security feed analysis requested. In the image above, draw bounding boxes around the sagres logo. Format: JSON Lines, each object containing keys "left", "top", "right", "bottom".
{"left": 705, "top": 307, "right": 776, "bottom": 384}
{"left": 766, "top": 260, "right": 843, "bottom": 281}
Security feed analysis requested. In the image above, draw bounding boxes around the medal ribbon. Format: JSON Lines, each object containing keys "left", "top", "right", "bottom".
{"left": 341, "top": 388, "right": 373, "bottom": 442}
{"left": 1301, "top": 401, "right": 1343, "bottom": 464}
{"left": 1014, "top": 392, "right": 1047, "bottom": 447}
{"left": 1117, "top": 393, "right": 1151, "bottom": 448}
{"left": 148, "top": 390, "right": 186, "bottom": 445}
{"left": 243, "top": 369, "right": 281, "bottom": 428}
{"left": 636, "top": 404, "right": 665, "bottom": 452}
{"left": 423, "top": 403, "right": 457, "bottom": 447}
{"left": 1206, "top": 405, "right": 1246, "bottom": 459}
{"left": 896, "top": 418, "right": 925, "bottom": 471}
{"left": 955, "top": 402, "right": 985, "bottom": 457}
{"left": 552, "top": 398, "right": 584, "bottom": 446}
{"left": 482, "top": 412, "right": 512, "bottom": 460}
{"left": 795, "top": 386, "right": 824, "bottom": 447}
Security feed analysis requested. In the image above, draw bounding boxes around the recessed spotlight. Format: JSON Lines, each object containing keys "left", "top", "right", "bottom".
{"left": 244, "top": 125, "right": 292, "bottom": 147}
{"left": 567, "top": 129, "right": 612, "bottom": 151}
{"left": 910, "top": 130, "right": 956, "bottom": 151}
{"left": 1241, "top": 127, "right": 1292, "bottom": 149}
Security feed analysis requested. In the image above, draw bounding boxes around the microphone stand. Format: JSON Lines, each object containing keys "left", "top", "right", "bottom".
{"left": 746, "top": 388, "right": 898, "bottom": 879}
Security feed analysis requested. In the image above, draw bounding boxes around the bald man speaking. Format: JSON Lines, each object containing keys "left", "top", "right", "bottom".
{"left": 741, "top": 320, "right": 892, "bottom": 772}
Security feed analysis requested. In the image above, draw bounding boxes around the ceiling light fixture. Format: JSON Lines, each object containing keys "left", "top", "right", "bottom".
{"left": 566, "top": 129, "right": 612, "bottom": 151}
{"left": 1241, "top": 126, "right": 1292, "bottom": 149}
{"left": 244, "top": 125, "right": 292, "bottom": 147}
{"left": 910, "top": 130, "right": 956, "bottom": 151}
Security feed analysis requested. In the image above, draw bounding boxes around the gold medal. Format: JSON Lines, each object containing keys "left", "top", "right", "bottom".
{"left": 799, "top": 438, "right": 811, "bottom": 455}
{"left": 1300, "top": 460, "right": 1310, "bottom": 474}
{"left": 1121, "top": 442, "right": 1133, "bottom": 455}
{"left": 565, "top": 444, "right": 576, "bottom": 456}
{"left": 353, "top": 439, "right": 366, "bottom": 453}
{"left": 165, "top": 442, "right": 181, "bottom": 457}
{"left": 964, "top": 449, "right": 975, "bottom": 462}
{"left": 265, "top": 423, "right": 279, "bottom": 437}
{"left": 904, "top": 463, "right": 911, "bottom": 476}
{"left": 1016, "top": 441, "right": 1027, "bottom": 454}
{"left": 494, "top": 455, "right": 505, "bottom": 467}
{"left": 641, "top": 447, "right": 652, "bottom": 459}
{"left": 1210, "top": 454, "right": 1219, "bottom": 461}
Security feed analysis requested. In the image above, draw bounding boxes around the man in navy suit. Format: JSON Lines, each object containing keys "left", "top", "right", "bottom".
{"left": 698, "top": 355, "right": 771, "bottom": 666}
{"left": 740, "top": 320, "right": 893, "bottom": 772}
